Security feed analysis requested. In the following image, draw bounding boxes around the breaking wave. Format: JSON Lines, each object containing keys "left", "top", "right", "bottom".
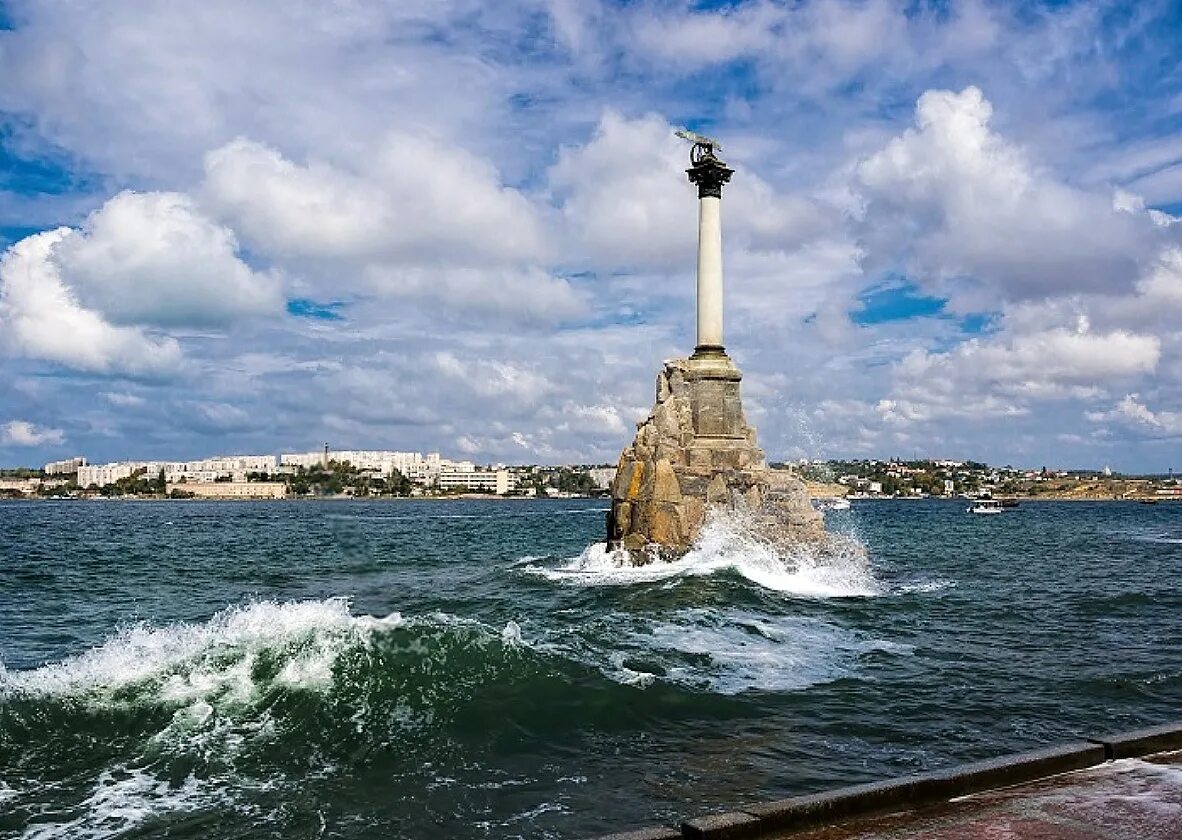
{"left": 0, "top": 590, "right": 910, "bottom": 837}
{"left": 522, "top": 510, "right": 878, "bottom": 598}
{"left": 0, "top": 599, "right": 548, "bottom": 838}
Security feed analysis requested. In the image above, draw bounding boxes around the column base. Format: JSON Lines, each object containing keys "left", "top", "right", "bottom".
{"left": 690, "top": 344, "right": 727, "bottom": 360}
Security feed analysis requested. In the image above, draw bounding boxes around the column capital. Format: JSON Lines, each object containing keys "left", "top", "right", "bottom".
{"left": 686, "top": 149, "right": 733, "bottom": 199}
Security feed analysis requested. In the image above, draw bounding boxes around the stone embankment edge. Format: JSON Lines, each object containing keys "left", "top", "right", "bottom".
{"left": 589, "top": 722, "right": 1182, "bottom": 840}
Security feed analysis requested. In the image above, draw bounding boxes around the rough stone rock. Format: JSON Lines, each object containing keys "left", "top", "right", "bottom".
{"left": 607, "top": 355, "right": 825, "bottom": 562}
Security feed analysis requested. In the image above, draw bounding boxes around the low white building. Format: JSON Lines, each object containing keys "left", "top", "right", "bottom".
{"left": 437, "top": 463, "right": 517, "bottom": 495}
{"left": 0, "top": 477, "right": 41, "bottom": 495}
{"left": 167, "top": 481, "right": 287, "bottom": 499}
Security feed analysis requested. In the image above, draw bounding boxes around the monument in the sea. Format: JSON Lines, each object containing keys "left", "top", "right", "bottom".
{"left": 606, "top": 130, "right": 823, "bottom": 561}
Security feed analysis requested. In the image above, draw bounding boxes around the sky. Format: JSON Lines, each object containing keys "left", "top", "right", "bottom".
{"left": 1, "top": 0, "right": 1181, "bottom": 472}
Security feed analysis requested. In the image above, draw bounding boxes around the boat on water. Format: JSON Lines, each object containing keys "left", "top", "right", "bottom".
{"left": 816, "top": 497, "right": 851, "bottom": 511}
{"left": 968, "top": 499, "right": 1005, "bottom": 515}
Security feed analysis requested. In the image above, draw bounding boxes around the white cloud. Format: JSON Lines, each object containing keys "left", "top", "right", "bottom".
{"left": 1088, "top": 395, "right": 1182, "bottom": 438}
{"left": 549, "top": 111, "right": 695, "bottom": 269}
{"left": 102, "top": 392, "right": 146, "bottom": 407}
{"left": 855, "top": 86, "right": 1159, "bottom": 301}
{"left": 881, "top": 319, "right": 1160, "bottom": 422}
{"left": 1, "top": 420, "right": 65, "bottom": 447}
{"left": 631, "top": 2, "right": 781, "bottom": 67}
{"left": 433, "top": 352, "right": 554, "bottom": 404}
{"left": 203, "top": 136, "right": 545, "bottom": 266}
{"left": 56, "top": 190, "right": 281, "bottom": 328}
{"left": 0, "top": 230, "right": 183, "bottom": 376}
{"left": 363, "top": 265, "right": 585, "bottom": 326}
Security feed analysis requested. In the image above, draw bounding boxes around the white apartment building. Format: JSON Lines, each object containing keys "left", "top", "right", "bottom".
{"left": 280, "top": 450, "right": 442, "bottom": 482}
{"left": 586, "top": 467, "right": 616, "bottom": 490}
{"left": 436, "top": 463, "right": 517, "bottom": 495}
{"left": 44, "top": 457, "right": 87, "bottom": 475}
{"left": 79, "top": 455, "right": 278, "bottom": 487}
{"left": 78, "top": 462, "right": 156, "bottom": 487}
{"left": 166, "top": 455, "right": 277, "bottom": 484}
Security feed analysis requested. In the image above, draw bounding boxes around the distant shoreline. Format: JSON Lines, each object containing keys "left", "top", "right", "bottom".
{"left": 0, "top": 494, "right": 607, "bottom": 502}
{"left": 1, "top": 494, "right": 1175, "bottom": 504}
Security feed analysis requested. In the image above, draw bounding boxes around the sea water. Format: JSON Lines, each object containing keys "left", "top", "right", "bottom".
{"left": 1, "top": 498, "right": 1180, "bottom": 838}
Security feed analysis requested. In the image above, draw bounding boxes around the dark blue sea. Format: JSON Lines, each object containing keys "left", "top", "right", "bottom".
{"left": 2, "top": 498, "right": 1180, "bottom": 838}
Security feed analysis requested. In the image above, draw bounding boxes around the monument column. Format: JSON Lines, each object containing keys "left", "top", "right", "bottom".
{"left": 604, "top": 129, "right": 825, "bottom": 559}
{"left": 687, "top": 146, "right": 733, "bottom": 359}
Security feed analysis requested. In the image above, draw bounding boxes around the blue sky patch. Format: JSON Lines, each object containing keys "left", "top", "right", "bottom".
{"left": 853, "top": 279, "right": 946, "bottom": 325}
{"left": 286, "top": 298, "right": 346, "bottom": 321}
{"left": 0, "top": 122, "right": 101, "bottom": 196}
{"left": 0, "top": 225, "right": 42, "bottom": 250}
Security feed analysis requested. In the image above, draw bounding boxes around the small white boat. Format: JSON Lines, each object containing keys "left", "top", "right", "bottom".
{"left": 967, "top": 499, "right": 1005, "bottom": 515}
{"left": 815, "top": 497, "right": 851, "bottom": 511}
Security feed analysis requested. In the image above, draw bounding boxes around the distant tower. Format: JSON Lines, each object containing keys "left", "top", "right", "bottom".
{"left": 323, "top": 442, "right": 329, "bottom": 468}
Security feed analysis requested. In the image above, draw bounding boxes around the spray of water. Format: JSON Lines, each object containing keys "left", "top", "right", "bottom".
{"left": 524, "top": 507, "right": 877, "bottom": 598}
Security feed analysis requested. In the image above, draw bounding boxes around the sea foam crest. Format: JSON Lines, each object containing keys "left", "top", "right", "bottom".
{"left": 525, "top": 509, "right": 878, "bottom": 598}
{"left": 0, "top": 598, "right": 403, "bottom": 703}
{"left": 17, "top": 766, "right": 230, "bottom": 840}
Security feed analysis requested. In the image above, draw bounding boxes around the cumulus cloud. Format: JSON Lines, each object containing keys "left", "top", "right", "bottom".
{"left": 855, "top": 86, "right": 1160, "bottom": 302}
{"left": 1088, "top": 395, "right": 1182, "bottom": 438}
{"left": 549, "top": 111, "right": 695, "bottom": 269}
{"left": 1, "top": 420, "right": 65, "bottom": 447}
{"left": 56, "top": 190, "right": 282, "bottom": 327}
{"left": 203, "top": 136, "right": 545, "bottom": 266}
{"left": 878, "top": 318, "right": 1160, "bottom": 424}
{"left": 0, "top": 230, "right": 183, "bottom": 376}
{"left": 363, "top": 265, "right": 585, "bottom": 326}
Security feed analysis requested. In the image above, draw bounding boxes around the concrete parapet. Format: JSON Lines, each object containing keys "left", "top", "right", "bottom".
{"left": 1091, "top": 721, "right": 1182, "bottom": 759}
{"left": 585, "top": 724, "right": 1179, "bottom": 840}
{"left": 927, "top": 741, "right": 1106, "bottom": 799}
{"left": 680, "top": 810, "right": 761, "bottom": 839}
{"left": 593, "top": 827, "right": 682, "bottom": 840}
{"left": 722, "top": 743, "right": 1103, "bottom": 838}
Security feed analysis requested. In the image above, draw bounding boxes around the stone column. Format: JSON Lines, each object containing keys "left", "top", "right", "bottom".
{"left": 696, "top": 195, "right": 723, "bottom": 351}
{"left": 686, "top": 148, "right": 733, "bottom": 359}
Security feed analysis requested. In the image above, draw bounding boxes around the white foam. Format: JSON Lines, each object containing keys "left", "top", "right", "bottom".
{"left": 541, "top": 607, "right": 912, "bottom": 695}
{"left": 1, "top": 598, "right": 402, "bottom": 703}
{"left": 523, "top": 511, "right": 878, "bottom": 598}
{"left": 500, "top": 620, "right": 524, "bottom": 647}
{"left": 895, "top": 578, "right": 956, "bottom": 594}
{"left": 19, "top": 766, "right": 232, "bottom": 840}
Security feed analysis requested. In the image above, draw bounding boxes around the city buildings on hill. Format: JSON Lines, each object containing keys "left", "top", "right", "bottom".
{"left": 77, "top": 455, "right": 278, "bottom": 488}
{"left": 280, "top": 450, "right": 443, "bottom": 484}
{"left": 45, "top": 449, "right": 531, "bottom": 498}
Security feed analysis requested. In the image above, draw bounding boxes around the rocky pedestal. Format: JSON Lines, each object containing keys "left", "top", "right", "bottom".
{"left": 607, "top": 353, "right": 823, "bottom": 561}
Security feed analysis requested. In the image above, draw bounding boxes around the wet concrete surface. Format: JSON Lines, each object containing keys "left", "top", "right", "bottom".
{"left": 783, "top": 751, "right": 1182, "bottom": 839}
